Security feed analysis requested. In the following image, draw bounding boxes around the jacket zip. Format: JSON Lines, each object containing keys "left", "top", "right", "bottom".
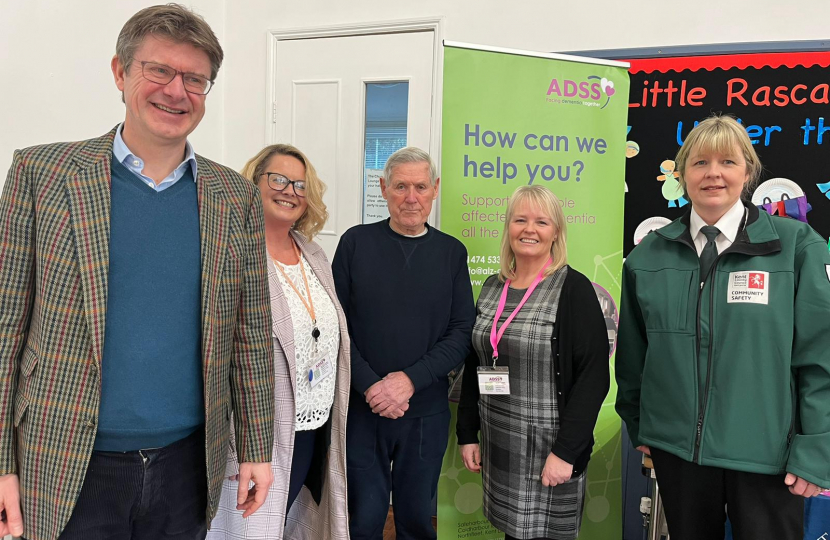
{"left": 691, "top": 234, "right": 769, "bottom": 462}
{"left": 693, "top": 258, "right": 719, "bottom": 463}
{"left": 660, "top": 231, "right": 752, "bottom": 462}
{"left": 787, "top": 386, "right": 796, "bottom": 445}
{"left": 655, "top": 204, "right": 782, "bottom": 464}
{"left": 694, "top": 272, "right": 705, "bottom": 456}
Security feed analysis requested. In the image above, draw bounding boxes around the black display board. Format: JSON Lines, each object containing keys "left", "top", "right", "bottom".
{"left": 572, "top": 45, "right": 830, "bottom": 255}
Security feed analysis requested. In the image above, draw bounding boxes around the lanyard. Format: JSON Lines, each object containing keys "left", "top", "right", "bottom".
{"left": 273, "top": 241, "right": 320, "bottom": 343}
{"left": 489, "top": 259, "right": 551, "bottom": 367}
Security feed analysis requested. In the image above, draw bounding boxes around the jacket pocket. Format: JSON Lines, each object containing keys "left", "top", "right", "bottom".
{"left": 780, "top": 381, "right": 797, "bottom": 462}
{"left": 636, "top": 269, "right": 695, "bottom": 332}
{"left": 14, "top": 347, "right": 38, "bottom": 428}
{"left": 639, "top": 332, "right": 698, "bottom": 453}
{"left": 20, "top": 346, "right": 38, "bottom": 378}
{"left": 13, "top": 393, "right": 29, "bottom": 428}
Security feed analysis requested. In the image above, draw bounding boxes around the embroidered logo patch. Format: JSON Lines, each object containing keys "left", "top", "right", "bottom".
{"left": 826, "top": 264, "right": 830, "bottom": 284}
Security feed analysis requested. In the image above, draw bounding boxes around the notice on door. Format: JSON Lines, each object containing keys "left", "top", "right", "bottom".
{"left": 363, "top": 168, "right": 389, "bottom": 224}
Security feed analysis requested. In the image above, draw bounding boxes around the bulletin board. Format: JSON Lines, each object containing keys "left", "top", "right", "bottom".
{"left": 573, "top": 42, "right": 830, "bottom": 255}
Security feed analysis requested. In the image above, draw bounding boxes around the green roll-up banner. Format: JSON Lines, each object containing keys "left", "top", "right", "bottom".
{"left": 438, "top": 43, "right": 630, "bottom": 540}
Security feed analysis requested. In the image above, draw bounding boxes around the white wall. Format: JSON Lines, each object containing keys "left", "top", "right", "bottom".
{"left": 221, "top": 0, "right": 829, "bottom": 171}
{"left": 0, "top": 0, "right": 224, "bottom": 178}
{"left": 2, "top": 0, "right": 829, "bottom": 179}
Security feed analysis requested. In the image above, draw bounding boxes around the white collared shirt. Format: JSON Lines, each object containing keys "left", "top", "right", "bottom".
{"left": 112, "top": 123, "right": 197, "bottom": 192}
{"left": 689, "top": 199, "right": 746, "bottom": 256}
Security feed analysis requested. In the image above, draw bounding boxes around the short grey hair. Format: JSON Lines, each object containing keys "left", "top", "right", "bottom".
{"left": 382, "top": 147, "right": 438, "bottom": 187}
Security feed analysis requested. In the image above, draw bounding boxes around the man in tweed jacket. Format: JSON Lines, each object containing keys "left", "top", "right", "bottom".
{"left": 0, "top": 5, "right": 274, "bottom": 540}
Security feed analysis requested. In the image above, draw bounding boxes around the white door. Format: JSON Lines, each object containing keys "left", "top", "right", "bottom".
{"left": 271, "top": 30, "right": 436, "bottom": 258}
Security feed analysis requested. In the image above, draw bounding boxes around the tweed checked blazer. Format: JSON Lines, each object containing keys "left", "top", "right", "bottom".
{"left": 0, "top": 128, "right": 275, "bottom": 540}
{"left": 210, "top": 231, "right": 350, "bottom": 540}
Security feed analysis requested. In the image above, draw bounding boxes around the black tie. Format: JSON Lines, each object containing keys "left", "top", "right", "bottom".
{"left": 699, "top": 225, "right": 720, "bottom": 280}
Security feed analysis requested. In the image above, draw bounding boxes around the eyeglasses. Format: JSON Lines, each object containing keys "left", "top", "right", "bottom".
{"left": 263, "top": 173, "right": 307, "bottom": 197}
{"left": 139, "top": 61, "right": 214, "bottom": 95}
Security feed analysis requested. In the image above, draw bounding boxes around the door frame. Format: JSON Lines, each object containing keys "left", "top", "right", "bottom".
{"left": 266, "top": 18, "right": 445, "bottom": 227}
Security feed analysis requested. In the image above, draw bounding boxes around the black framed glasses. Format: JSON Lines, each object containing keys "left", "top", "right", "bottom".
{"left": 139, "top": 61, "right": 214, "bottom": 95}
{"left": 263, "top": 173, "right": 307, "bottom": 197}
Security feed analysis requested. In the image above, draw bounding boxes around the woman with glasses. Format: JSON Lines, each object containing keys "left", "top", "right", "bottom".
{"left": 209, "top": 145, "right": 350, "bottom": 539}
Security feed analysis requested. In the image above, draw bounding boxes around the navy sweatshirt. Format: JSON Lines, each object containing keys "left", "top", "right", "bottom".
{"left": 332, "top": 219, "right": 475, "bottom": 417}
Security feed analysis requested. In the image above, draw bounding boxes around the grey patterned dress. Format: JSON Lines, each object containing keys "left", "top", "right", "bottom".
{"left": 474, "top": 267, "right": 586, "bottom": 540}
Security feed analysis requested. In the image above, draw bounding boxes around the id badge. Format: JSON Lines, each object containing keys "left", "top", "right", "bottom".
{"left": 477, "top": 366, "right": 510, "bottom": 395}
{"left": 308, "top": 354, "right": 334, "bottom": 388}
{"left": 727, "top": 271, "right": 769, "bottom": 305}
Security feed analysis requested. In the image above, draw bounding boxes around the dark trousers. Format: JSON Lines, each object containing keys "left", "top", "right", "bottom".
{"left": 286, "top": 428, "right": 317, "bottom": 514}
{"left": 58, "top": 427, "right": 207, "bottom": 540}
{"left": 347, "top": 408, "right": 450, "bottom": 540}
{"left": 650, "top": 447, "right": 803, "bottom": 540}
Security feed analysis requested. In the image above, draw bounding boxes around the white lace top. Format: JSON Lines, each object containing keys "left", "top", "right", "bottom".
{"left": 273, "top": 255, "right": 339, "bottom": 431}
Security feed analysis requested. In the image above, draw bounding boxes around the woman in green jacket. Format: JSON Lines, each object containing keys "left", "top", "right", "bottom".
{"left": 616, "top": 115, "right": 830, "bottom": 540}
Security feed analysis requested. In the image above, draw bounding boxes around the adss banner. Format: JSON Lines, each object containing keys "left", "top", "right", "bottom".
{"left": 438, "top": 43, "right": 629, "bottom": 540}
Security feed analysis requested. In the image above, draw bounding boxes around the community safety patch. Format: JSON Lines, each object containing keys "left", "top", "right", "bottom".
{"left": 727, "top": 271, "right": 769, "bottom": 305}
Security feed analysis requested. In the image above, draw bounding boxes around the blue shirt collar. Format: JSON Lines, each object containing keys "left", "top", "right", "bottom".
{"left": 112, "top": 123, "right": 198, "bottom": 182}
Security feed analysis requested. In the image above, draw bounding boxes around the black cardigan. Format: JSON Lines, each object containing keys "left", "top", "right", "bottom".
{"left": 456, "top": 267, "right": 610, "bottom": 476}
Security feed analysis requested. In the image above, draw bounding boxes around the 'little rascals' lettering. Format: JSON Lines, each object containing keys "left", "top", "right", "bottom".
{"left": 627, "top": 77, "right": 830, "bottom": 109}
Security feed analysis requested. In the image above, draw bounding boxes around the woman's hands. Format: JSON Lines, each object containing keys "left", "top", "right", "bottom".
{"left": 785, "top": 473, "right": 827, "bottom": 498}
{"left": 461, "top": 447, "right": 579, "bottom": 487}
{"left": 460, "top": 444, "right": 482, "bottom": 473}
{"left": 541, "top": 452, "right": 573, "bottom": 487}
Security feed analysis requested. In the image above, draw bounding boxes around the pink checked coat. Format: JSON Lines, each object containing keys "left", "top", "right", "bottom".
{"left": 209, "top": 230, "right": 351, "bottom": 540}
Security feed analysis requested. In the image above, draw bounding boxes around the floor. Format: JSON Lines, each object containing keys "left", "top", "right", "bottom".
{"left": 0, "top": 509, "right": 434, "bottom": 540}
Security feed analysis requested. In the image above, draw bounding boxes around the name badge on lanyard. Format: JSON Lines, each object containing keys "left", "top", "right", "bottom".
{"left": 477, "top": 366, "right": 510, "bottom": 395}
{"left": 309, "top": 353, "right": 334, "bottom": 388}
{"left": 479, "top": 258, "right": 552, "bottom": 396}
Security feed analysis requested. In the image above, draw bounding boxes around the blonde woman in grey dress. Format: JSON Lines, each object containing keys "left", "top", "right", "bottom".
{"left": 456, "top": 185, "right": 610, "bottom": 540}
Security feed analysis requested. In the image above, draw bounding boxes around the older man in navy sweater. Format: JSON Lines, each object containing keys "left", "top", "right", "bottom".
{"left": 333, "top": 147, "right": 475, "bottom": 540}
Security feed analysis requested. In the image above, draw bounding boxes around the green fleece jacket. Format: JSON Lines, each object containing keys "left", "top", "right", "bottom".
{"left": 616, "top": 202, "right": 830, "bottom": 487}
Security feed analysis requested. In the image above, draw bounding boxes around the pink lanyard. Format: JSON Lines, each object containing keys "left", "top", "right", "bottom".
{"left": 489, "top": 259, "right": 552, "bottom": 366}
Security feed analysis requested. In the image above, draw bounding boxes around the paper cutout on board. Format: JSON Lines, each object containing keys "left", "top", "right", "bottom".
{"left": 633, "top": 216, "right": 672, "bottom": 245}
{"left": 624, "top": 141, "right": 639, "bottom": 193}
{"left": 656, "top": 160, "right": 688, "bottom": 208}
{"left": 752, "top": 178, "right": 812, "bottom": 223}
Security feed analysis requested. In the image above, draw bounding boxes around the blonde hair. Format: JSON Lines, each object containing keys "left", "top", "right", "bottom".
{"left": 240, "top": 144, "right": 328, "bottom": 240}
{"left": 675, "top": 114, "right": 763, "bottom": 198}
{"left": 499, "top": 185, "right": 568, "bottom": 282}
